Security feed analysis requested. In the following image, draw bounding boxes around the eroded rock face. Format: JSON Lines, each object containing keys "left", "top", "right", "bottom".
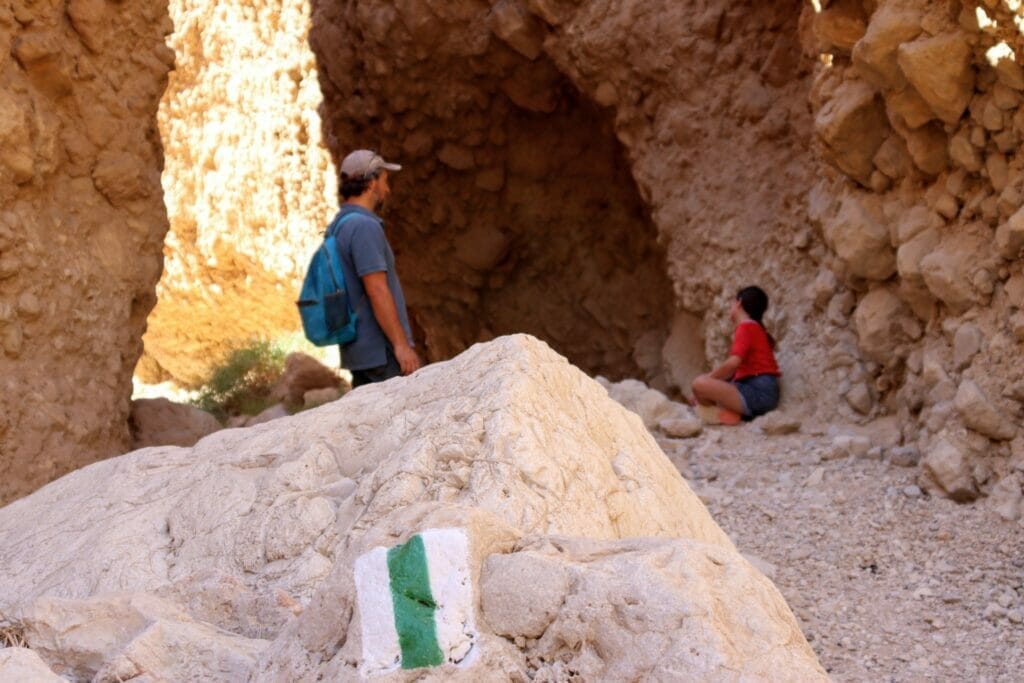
{"left": 143, "top": 0, "right": 338, "bottom": 385}
{"left": 0, "top": 0, "right": 172, "bottom": 504}
{"left": 0, "top": 335, "right": 824, "bottom": 680}
{"left": 307, "top": 0, "right": 823, "bottom": 391}
{"left": 806, "top": 0, "right": 1024, "bottom": 498}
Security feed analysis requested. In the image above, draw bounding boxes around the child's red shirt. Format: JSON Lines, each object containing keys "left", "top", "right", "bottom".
{"left": 730, "top": 320, "right": 780, "bottom": 380}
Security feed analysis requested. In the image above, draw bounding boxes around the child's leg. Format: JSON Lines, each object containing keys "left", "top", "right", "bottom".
{"left": 691, "top": 374, "right": 746, "bottom": 419}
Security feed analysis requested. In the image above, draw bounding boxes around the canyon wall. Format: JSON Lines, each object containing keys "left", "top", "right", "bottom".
{"left": 308, "top": 0, "right": 826, "bottom": 392}
{"left": 806, "top": 0, "right": 1024, "bottom": 500}
{"left": 0, "top": 0, "right": 172, "bottom": 504}
{"left": 143, "top": 0, "right": 338, "bottom": 386}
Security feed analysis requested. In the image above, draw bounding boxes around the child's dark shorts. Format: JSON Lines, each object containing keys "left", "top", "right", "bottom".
{"left": 732, "top": 374, "right": 780, "bottom": 420}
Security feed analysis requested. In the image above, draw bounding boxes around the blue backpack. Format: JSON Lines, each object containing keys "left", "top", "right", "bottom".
{"left": 297, "top": 213, "right": 359, "bottom": 346}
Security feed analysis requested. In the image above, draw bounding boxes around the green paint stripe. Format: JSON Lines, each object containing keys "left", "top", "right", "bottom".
{"left": 387, "top": 534, "right": 443, "bottom": 669}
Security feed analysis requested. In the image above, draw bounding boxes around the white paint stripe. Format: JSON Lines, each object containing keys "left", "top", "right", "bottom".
{"left": 421, "top": 528, "right": 478, "bottom": 666}
{"left": 354, "top": 546, "right": 401, "bottom": 676}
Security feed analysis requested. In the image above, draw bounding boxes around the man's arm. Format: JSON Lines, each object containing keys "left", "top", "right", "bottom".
{"left": 362, "top": 271, "right": 421, "bottom": 375}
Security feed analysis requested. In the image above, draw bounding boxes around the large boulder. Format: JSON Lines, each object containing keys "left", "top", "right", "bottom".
{"left": 853, "top": 286, "right": 919, "bottom": 362}
{"left": 129, "top": 398, "right": 222, "bottom": 449}
{"left": 815, "top": 79, "right": 890, "bottom": 184}
{"left": 955, "top": 380, "right": 1017, "bottom": 441}
{"left": 0, "top": 336, "right": 824, "bottom": 680}
{"left": 822, "top": 194, "right": 896, "bottom": 280}
{"left": 268, "top": 352, "right": 346, "bottom": 408}
{"left": 920, "top": 227, "right": 996, "bottom": 311}
{"left": 897, "top": 32, "right": 975, "bottom": 124}
{"left": 851, "top": 5, "right": 922, "bottom": 91}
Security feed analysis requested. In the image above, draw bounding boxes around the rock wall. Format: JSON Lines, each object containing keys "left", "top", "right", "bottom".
{"left": 308, "top": 0, "right": 824, "bottom": 390}
{"left": 143, "top": 0, "right": 338, "bottom": 386}
{"left": 0, "top": 335, "right": 825, "bottom": 680}
{"left": 0, "top": 0, "right": 172, "bottom": 505}
{"left": 806, "top": 0, "right": 1024, "bottom": 500}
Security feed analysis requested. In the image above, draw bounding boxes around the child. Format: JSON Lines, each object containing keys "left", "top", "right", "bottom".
{"left": 691, "top": 286, "right": 780, "bottom": 425}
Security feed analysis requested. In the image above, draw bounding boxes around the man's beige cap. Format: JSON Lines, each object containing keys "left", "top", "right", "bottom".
{"left": 340, "top": 150, "right": 402, "bottom": 179}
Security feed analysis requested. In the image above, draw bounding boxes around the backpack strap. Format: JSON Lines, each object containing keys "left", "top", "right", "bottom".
{"left": 322, "top": 212, "right": 360, "bottom": 291}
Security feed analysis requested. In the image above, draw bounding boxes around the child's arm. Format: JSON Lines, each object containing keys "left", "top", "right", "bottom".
{"left": 709, "top": 355, "right": 742, "bottom": 381}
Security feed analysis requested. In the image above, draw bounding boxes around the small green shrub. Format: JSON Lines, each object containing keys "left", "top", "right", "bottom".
{"left": 191, "top": 340, "right": 287, "bottom": 422}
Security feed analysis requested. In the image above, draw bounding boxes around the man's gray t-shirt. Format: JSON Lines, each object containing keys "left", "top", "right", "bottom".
{"left": 328, "top": 205, "right": 413, "bottom": 371}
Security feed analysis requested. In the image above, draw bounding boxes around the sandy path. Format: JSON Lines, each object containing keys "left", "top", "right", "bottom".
{"left": 659, "top": 426, "right": 1024, "bottom": 682}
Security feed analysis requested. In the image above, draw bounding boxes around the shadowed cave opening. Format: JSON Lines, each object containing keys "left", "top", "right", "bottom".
{"left": 371, "top": 89, "right": 677, "bottom": 384}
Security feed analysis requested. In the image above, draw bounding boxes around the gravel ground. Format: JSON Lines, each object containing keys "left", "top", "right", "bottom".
{"left": 658, "top": 425, "right": 1024, "bottom": 682}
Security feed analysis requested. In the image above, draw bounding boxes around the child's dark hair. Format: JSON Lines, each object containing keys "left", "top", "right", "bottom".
{"left": 737, "top": 286, "right": 776, "bottom": 349}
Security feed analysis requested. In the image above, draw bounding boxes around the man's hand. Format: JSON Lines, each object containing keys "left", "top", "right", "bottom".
{"left": 394, "top": 343, "right": 422, "bottom": 376}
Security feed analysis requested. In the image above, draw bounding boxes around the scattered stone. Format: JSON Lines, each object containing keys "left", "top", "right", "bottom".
{"left": 757, "top": 411, "right": 801, "bottom": 435}
{"left": 995, "top": 206, "right": 1024, "bottom": 260}
{"left": 302, "top": 387, "right": 340, "bottom": 409}
{"left": 834, "top": 434, "right": 872, "bottom": 459}
{"left": 903, "top": 485, "right": 923, "bottom": 498}
{"left": 921, "top": 437, "right": 978, "bottom": 502}
{"left": 989, "top": 474, "right": 1023, "bottom": 522}
{"left": 658, "top": 415, "right": 703, "bottom": 439}
{"left": 890, "top": 446, "right": 921, "bottom": 468}
{"left": 128, "top": 398, "right": 221, "bottom": 449}
{"left": 268, "top": 352, "right": 344, "bottom": 408}
{"left": 953, "top": 324, "right": 983, "bottom": 370}
{"left": 805, "top": 467, "right": 825, "bottom": 487}
{"left": 955, "top": 380, "right": 1017, "bottom": 441}
{"left": 601, "top": 378, "right": 680, "bottom": 429}
{"left": 822, "top": 194, "right": 896, "bottom": 279}
{"left": 853, "top": 287, "right": 918, "bottom": 362}
{"left": 897, "top": 32, "right": 975, "bottom": 124}
{"left": 851, "top": 5, "right": 922, "bottom": 90}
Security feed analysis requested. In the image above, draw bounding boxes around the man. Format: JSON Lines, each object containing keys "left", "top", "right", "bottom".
{"left": 329, "top": 149, "right": 421, "bottom": 387}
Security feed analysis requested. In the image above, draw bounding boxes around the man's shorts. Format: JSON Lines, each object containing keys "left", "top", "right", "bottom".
{"left": 732, "top": 374, "right": 780, "bottom": 420}
{"left": 351, "top": 347, "right": 401, "bottom": 388}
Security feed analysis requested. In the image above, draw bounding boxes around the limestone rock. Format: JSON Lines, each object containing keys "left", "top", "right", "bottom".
{"left": 852, "top": 6, "right": 922, "bottom": 90}
{"left": 268, "top": 352, "right": 344, "bottom": 407}
{"left": 0, "top": 649, "right": 62, "bottom": 683}
{"left": 823, "top": 194, "right": 896, "bottom": 281}
{"left": 813, "top": 4, "right": 867, "bottom": 54}
{"left": 989, "top": 473, "right": 1023, "bottom": 521}
{"left": 757, "top": 411, "right": 802, "bottom": 435}
{"left": 472, "top": 536, "right": 826, "bottom": 681}
{"left": 18, "top": 593, "right": 267, "bottom": 682}
{"left": 897, "top": 32, "right": 975, "bottom": 124}
{"left": 955, "top": 380, "right": 1017, "bottom": 441}
{"left": 996, "top": 206, "right": 1024, "bottom": 260}
{"left": 600, "top": 377, "right": 680, "bottom": 429}
{"left": 658, "top": 414, "right": 704, "bottom": 439}
{"left": 953, "top": 323, "right": 983, "bottom": 370}
{"left": 853, "top": 287, "right": 918, "bottom": 362}
{"left": 921, "top": 437, "right": 978, "bottom": 502}
{"left": 0, "top": 0, "right": 172, "bottom": 505}
{"left": 129, "top": 398, "right": 221, "bottom": 449}
{"left": 920, "top": 229, "right": 995, "bottom": 311}
{"left": 815, "top": 79, "right": 890, "bottom": 184}
{"left": 0, "top": 336, "right": 822, "bottom": 680}
{"left": 303, "top": 387, "right": 341, "bottom": 409}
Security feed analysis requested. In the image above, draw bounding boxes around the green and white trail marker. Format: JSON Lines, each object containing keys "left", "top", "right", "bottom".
{"left": 354, "top": 528, "right": 478, "bottom": 676}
